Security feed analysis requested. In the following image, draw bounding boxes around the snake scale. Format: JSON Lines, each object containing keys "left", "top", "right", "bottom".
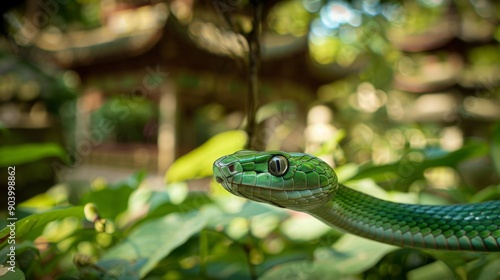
{"left": 213, "top": 150, "right": 500, "bottom": 252}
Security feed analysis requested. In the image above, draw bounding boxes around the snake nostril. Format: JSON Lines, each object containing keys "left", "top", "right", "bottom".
{"left": 215, "top": 176, "right": 224, "bottom": 183}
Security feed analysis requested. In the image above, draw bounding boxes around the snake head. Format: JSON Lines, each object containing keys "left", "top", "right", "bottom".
{"left": 213, "top": 150, "right": 338, "bottom": 211}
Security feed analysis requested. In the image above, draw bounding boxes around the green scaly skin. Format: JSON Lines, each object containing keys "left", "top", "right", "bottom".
{"left": 213, "top": 150, "right": 500, "bottom": 252}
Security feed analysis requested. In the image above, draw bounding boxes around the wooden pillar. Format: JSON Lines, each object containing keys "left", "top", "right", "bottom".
{"left": 157, "top": 79, "right": 176, "bottom": 174}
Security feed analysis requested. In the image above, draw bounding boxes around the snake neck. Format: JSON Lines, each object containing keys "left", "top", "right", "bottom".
{"left": 306, "top": 184, "right": 500, "bottom": 251}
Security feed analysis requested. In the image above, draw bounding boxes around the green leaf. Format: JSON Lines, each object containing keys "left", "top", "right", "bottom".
{"left": 407, "top": 260, "right": 455, "bottom": 280}
{"left": 315, "top": 129, "right": 346, "bottom": 157}
{"left": 466, "top": 254, "right": 500, "bottom": 280}
{"left": 346, "top": 142, "right": 488, "bottom": 185}
{"left": 98, "top": 207, "right": 219, "bottom": 278}
{"left": 491, "top": 123, "right": 500, "bottom": 176}
{"left": 261, "top": 259, "right": 340, "bottom": 280}
{"left": 0, "top": 265, "right": 26, "bottom": 280}
{"left": 165, "top": 130, "right": 247, "bottom": 182}
{"left": 81, "top": 171, "right": 145, "bottom": 219}
{"left": 0, "top": 143, "right": 66, "bottom": 167}
{"left": 260, "top": 234, "right": 396, "bottom": 279}
{"left": 208, "top": 199, "right": 289, "bottom": 232}
{"left": 255, "top": 100, "right": 297, "bottom": 123}
{"left": 0, "top": 123, "right": 7, "bottom": 136}
{"left": 327, "top": 234, "right": 397, "bottom": 274}
{"left": 19, "top": 193, "right": 58, "bottom": 209}
{"left": 469, "top": 184, "right": 500, "bottom": 202}
{"left": 281, "top": 214, "right": 331, "bottom": 241}
{"left": 0, "top": 207, "right": 84, "bottom": 247}
{"left": 131, "top": 190, "right": 213, "bottom": 228}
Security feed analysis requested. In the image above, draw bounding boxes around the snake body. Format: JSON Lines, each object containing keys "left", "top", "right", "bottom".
{"left": 213, "top": 150, "right": 500, "bottom": 252}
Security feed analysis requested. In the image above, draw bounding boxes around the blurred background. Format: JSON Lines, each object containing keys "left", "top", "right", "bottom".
{"left": 0, "top": 0, "right": 500, "bottom": 199}
{"left": 0, "top": 0, "right": 500, "bottom": 279}
{"left": 1, "top": 0, "right": 499, "bottom": 198}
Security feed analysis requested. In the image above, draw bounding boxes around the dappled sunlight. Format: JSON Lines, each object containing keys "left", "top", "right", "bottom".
{"left": 320, "top": 1, "right": 362, "bottom": 29}
{"left": 1, "top": 0, "right": 499, "bottom": 279}
{"left": 268, "top": 1, "right": 310, "bottom": 36}
{"left": 424, "top": 167, "right": 460, "bottom": 190}
{"left": 9, "top": 2, "right": 169, "bottom": 66}
{"left": 349, "top": 82, "right": 387, "bottom": 113}
{"left": 187, "top": 19, "right": 248, "bottom": 58}
{"left": 439, "top": 126, "right": 463, "bottom": 151}
{"left": 305, "top": 105, "right": 339, "bottom": 166}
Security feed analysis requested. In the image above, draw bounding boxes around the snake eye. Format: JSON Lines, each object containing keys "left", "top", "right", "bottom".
{"left": 268, "top": 155, "right": 288, "bottom": 177}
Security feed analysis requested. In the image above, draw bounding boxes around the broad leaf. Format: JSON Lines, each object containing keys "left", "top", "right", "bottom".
{"left": 469, "top": 184, "right": 500, "bottom": 202}
{"left": 346, "top": 142, "right": 488, "bottom": 185}
{"left": 261, "top": 234, "right": 396, "bottom": 279}
{"left": 407, "top": 260, "right": 454, "bottom": 280}
{"left": 98, "top": 207, "right": 219, "bottom": 278}
{"left": 0, "top": 207, "right": 84, "bottom": 246}
{"left": 81, "top": 171, "right": 146, "bottom": 219}
{"left": 0, "top": 265, "right": 26, "bottom": 280}
{"left": 165, "top": 130, "right": 246, "bottom": 182}
{"left": 466, "top": 254, "right": 500, "bottom": 280}
{"left": 0, "top": 143, "right": 66, "bottom": 167}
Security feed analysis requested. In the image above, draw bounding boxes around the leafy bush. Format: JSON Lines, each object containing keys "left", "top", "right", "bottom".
{"left": 1, "top": 128, "right": 500, "bottom": 279}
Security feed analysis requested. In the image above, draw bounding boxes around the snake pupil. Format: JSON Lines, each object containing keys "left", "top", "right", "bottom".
{"left": 268, "top": 155, "right": 288, "bottom": 176}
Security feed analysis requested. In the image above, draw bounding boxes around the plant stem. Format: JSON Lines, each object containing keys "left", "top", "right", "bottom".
{"left": 246, "top": 0, "right": 263, "bottom": 150}
{"left": 243, "top": 242, "right": 258, "bottom": 280}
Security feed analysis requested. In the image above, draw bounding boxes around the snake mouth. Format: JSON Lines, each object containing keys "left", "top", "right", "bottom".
{"left": 225, "top": 179, "right": 330, "bottom": 210}
{"left": 229, "top": 182, "right": 286, "bottom": 208}
{"left": 215, "top": 171, "right": 285, "bottom": 208}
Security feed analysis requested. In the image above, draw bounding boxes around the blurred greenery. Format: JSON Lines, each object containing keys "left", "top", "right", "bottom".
{"left": 1, "top": 0, "right": 500, "bottom": 279}
{"left": 90, "top": 97, "right": 159, "bottom": 143}
{"left": 0, "top": 143, "right": 66, "bottom": 167}
{"left": 165, "top": 130, "right": 247, "bottom": 183}
{"left": 1, "top": 128, "right": 499, "bottom": 279}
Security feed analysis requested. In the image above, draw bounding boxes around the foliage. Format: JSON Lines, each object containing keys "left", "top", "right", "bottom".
{"left": 1, "top": 127, "right": 500, "bottom": 279}
{"left": 1, "top": 0, "right": 500, "bottom": 279}
{"left": 0, "top": 143, "right": 67, "bottom": 167}
{"left": 165, "top": 130, "right": 247, "bottom": 182}
{"left": 90, "top": 97, "right": 159, "bottom": 143}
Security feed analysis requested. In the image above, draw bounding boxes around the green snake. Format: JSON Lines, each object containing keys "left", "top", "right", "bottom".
{"left": 213, "top": 150, "right": 500, "bottom": 252}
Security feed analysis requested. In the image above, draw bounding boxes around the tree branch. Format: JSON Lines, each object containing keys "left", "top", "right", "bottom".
{"left": 245, "top": 0, "right": 263, "bottom": 150}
